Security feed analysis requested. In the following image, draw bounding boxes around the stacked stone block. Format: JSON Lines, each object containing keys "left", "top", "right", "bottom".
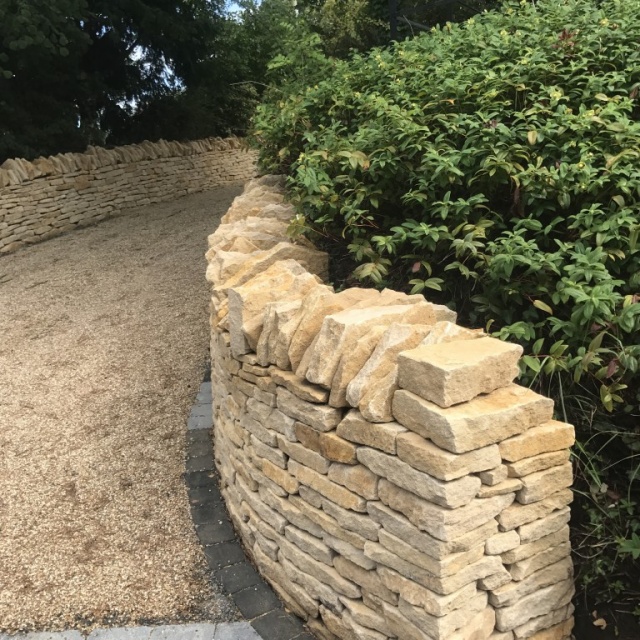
{"left": 0, "top": 137, "right": 257, "bottom": 255}
{"left": 206, "top": 176, "right": 576, "bottom": 640}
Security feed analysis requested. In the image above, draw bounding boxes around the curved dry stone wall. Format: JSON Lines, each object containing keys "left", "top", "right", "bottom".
{"left": 206, "top": 176, "right": 576, "bottom": 640}
{"left": 0, "top": 137, "right": 257, "bottom": 255}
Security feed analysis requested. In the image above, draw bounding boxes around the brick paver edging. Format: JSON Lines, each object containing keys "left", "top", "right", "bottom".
{"left": 185, "top": 371, "right": 315, "bottom": 640}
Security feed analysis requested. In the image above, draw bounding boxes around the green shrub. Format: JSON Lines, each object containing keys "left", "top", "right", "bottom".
{"left": 253, "top": 0, "right": 640, "bottom": 610}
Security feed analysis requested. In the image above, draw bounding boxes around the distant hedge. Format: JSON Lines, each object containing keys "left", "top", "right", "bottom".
{"left": 253, "top": 0, "right": 640, "bottom": 611}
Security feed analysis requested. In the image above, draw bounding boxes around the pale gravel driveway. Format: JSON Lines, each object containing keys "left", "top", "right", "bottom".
{"left": 0, "top": 185, "right": 243, "bottom": 633}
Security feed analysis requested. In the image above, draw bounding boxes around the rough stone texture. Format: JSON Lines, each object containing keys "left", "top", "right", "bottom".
{"left": 0, "top": 137, "right": 257, "bottom": 255}
{"left": 397, "top": 337, "right": 523, "bottom": 408}
{"left": 205, "top": 176, "right": 576, "bottom": 640}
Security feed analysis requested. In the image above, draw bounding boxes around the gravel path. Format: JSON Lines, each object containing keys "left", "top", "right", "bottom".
{"left": 0, "top": 185, "right": 243, "bottom": 633}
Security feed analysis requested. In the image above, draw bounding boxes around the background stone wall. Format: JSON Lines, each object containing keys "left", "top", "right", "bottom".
{"left": 206, "top": 176, "right": 576, "bottom": 640}
{"left": 0, "top": 137, "right": 257, "bottom": 255}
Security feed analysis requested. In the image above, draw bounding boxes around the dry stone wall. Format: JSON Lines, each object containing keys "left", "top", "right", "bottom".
{"left": 0, "top": 137, "right": 257, "bottom": 255}
{"left": 206, "top": 176, "right": 576, "bottom": 640}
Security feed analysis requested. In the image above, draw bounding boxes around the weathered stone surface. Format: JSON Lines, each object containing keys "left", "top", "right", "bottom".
{"left": 226, "top": 260, "right": 320, "bottom": 356}
{"left": 319, "top": 432, "right": 358, "bottom": 464}
{"left": 501, "top": 526, "right": 570, "bottom": 564}
{"left": 280, "top": 555, "right": 343, "bottom": 613}
{"left": 397, "top": 336, "right": 523, "bottom": 408}
{"left": 381, "top": 602, "right": 433, "bottom": 640}
{"left": 258, "top": 485, "right": 325, "bottom": 538}
{"left": 289, "top": 460, "right": 367, "bottom": 512}
{"left": 522, "top": 617, "right": 574, "bottom": 640}
{"left": 305, "top": 303, "right": 439, "bottom": 388}
{"left": 513, "top": 603, "right": 574, "bottom": 640}
{"left": 256, "top": 299, "right": 301, "bottom": 366}
{"left": 479, "top": 478, "right": 524, "bottom": 498}
{"left": 398, "top": 591, "right": 489, "bottom": 638}
{"left": 509, "top": 541, "right": 572, "bottom": 582}
{"left": 269, "top": 408, "right": 297, "bottom": 441}
{"left": 321, "top": 498, "right": 381, "bottom": 542}
{"left": 329, "top": 325, "right": 386, "bottom": 407}
{"left": 269, "top": 367, "right": 329, "bottom": 403}
{"left": 498, "top": 489, "right": 573, "bottom": 531}
{"left": 477, "top": 567, "right": 512, "bottom": 591}
{"left": 328, "top": 463, "right": 378, "bottom": 500}
{"left": 288, "top": 288, "right": 377, "bottom": 371}
{"left": 261, "top": 459, "right": 299, "bottom": 494}
{"left": 278, "top": 436, "right": 331, "bottom": 474}
{"left": 324, "top": 533, "right": 377, "bottom": 570}
{"left": 378, "top": 568, "right": 478, "bottom": 617}
{"left": 366, "top": 541, "right": 503, "bottom": 595}
{"left": 479, "top": 465, "right": 509, "bottom": 486}
{"left": 397, "top": 431, "right": 501, "bottom": 481}
{"left": 346, "top": 323, "right": 432, "bottom": 407}
{"left": 276, "top": 387, "right": 342, "bottom": 432}
{"left": 368, "top": 499, "right": 497, "bottom": 561}
{"left": 490, "top": 556, "right": 573, "bottom": 607}
{"left": 378, "top": 528, "right": 485, "bottom": 578}
{"left": 485, "top": 530, "right": 520, "bottom": 555}
{"left": 340, "top": 597, "right": 394, "bottom": 638}
{"left": 448, "top": 606, "right": 497, "bottom": 640}
{"left": 500, "top": 421, "right": 575, "bottom": 463}
{"left": 337, "top": 410, "right": 406, "bottom": 454}
{"left": 419, "top": 320, "right": 482, "bottom": 346}
{"left": 518, "top": 506, "right": 571, "bottom": 544}
{"left": 378, "top": 479, "right": 513, "bottom": 541}
{"left": 285, "top": 524, "right": 334, "bottom": 565}
{"left": 294, "top": 421, "right": 322, "bottom": 452}
{"left": 506, "top": 449, "right": 569, "bottom": 479}
{"left": 358, "top": 366, "right": 399, "bottom": 423}
{"left": 393, "top": 384, "right": 554, "bottom": 454}
{"left": 333, "top": 556, "right": 398, "bottom": 604}
{"left": 516, "top": 462, "right": 573, "bottom": 504}
{"left": 358, "top": 447, "right": 481, "bottom": 509}
{"left": 495, "top": 578, "right": 574, "bottom": 632}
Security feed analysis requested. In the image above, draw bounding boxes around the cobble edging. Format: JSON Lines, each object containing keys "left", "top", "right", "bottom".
{"left": 185, "top": 373, "right": 315, "bottom": 640}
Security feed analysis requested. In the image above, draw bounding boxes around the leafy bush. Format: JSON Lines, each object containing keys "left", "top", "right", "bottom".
{"left": 253, "top": 0, "right": 640, "bottom": 611}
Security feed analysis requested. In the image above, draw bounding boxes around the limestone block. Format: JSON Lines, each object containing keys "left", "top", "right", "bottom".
{"left": 494, "top": 578, "right": 574, "bottom": 632}
{"left": 365, "top": 541, "right": 503, "bottom": 595}
{"left": 381, "top": 601, "right": 433, "bottom": 640}
{"left": 448, "top": 607, "right": 497, "bottom": 640}
{"left": 276, "top": 386, "right": 342, "bottom": 432}
{"left": 517, "top": 462, "right": 574, "bottom": 504}
{"left": 288, "top": 288, "right": 376, "bottom": 371}
{"left": 270, "top": 367, "right": 329, "bottom": 403}
{"left": 289, "top": 460, "right": 367, "bottom": 512}
{"left": 294, "top": 421, "right": 322, "bottom": 452}
{"left": 506, "top": 450, "right": 569, "bottom": 478}
{"left": 346, "top": 323, "right": 433, "bottom": 407}
{"left": 285, "top": 524, "right": 335, "bottom": 565}
{"left": 499, "top": 421, "right": 575, "bottom": 462}
{"left": 378, "top": 528, "right": 484, "bottom": 578}
{"left": 378, "top": 479, "right": 513, "bottom": 542}
{"left": 479, "top": 465, "right": 509, "bottom": 486}
{"left": 327, "top": 463, "right": 379, "bottom": 500}
{"left": 337, "top": 409, "right": 407, "bottom": 455}
{"left": 479, "top": 478, "right": 524, "bottom": 498}
{"left": 398, "top": 591, "right": 488, "bottom": 638}
{"left": 419, "top": 320, "right": 483, "bottom": 346}
{"left": 488, "top": 633, "right": 514, "bottom": 640}
{"left": 281, "top": 555, "right": 343, "bottom": 614}
{"left": 333, "top": 556, "right": 398, "bottom": 604}
{"left": 485, "top": 530, "right": 520, "bottom": 555}
{"left": 318, "top": 606, "right": 356, "bottom": 640}
{"left": 377, "top": 568, "right": 478, "bottom": 617}
{"left": 319, "top": 432, "right": 358, "bottom": 464}
{"left": 358, "top": 365, "right": 399, "bottom": 422}
{"left": 508, "top": 541, "right": 572, "bottom": 581}
{"left": 321, "top": 499, "right": 381, "bottom": 541}
{"left": 340, "top": 598, "right": 394, "bottom": 638}
{"left": 477, "top": 568, "right": 512, "bottom": 590}
{"left": 397, "top": 336, "right": 522, "bottom": 408}
{"left": 368, "top": 500, "right": 497, "bottom": 560}
{"left": 261, "top": 459, "right": 299, "bottom": 494}
{"left": 343, "top": 612, "right": 387, "bottom": 640}
{"left": 498, "top": 489, "right": 573, "bottom": 531}
{"left": 522, "top": 617, "right": 574, "bottom": 640}
{"left": 501, "top": 526, "right": 570, "bottom": 564}
{"left": 329, "top": 325, "right": 386, "bottom": 407}
{"left": 393, "top": 384, "right": 554, "bottom": 454}
{"left": 518, "top": 506, "right": 571, "bottom": 544}
{"left": 305, "top": 302, "right": 439, "bottom": 389}
{"left": 396, "top": 431, "right": 501, "bottom": 481}
{"left": 269, "top": 408, "right": 297, "bottom": 441}
{"left": 277, "top": 435, "right": 330, "bottom": 475}
{"left": 489, "top": 556, "right": 574, "bottom": 608}
{"left": 258, "top": 486, "right": 324, "bottom": 538}
{"left": 256, "top": 299, "right": 302, "bottom": 366}
{"left": 324, "top": 533, "right": 377, "bottom": 570}
{"left": 226, "top": 259, "right": 319, "bottom": 356}
{"left": 357, "top": 447, "right": 481, "bottom": 509}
